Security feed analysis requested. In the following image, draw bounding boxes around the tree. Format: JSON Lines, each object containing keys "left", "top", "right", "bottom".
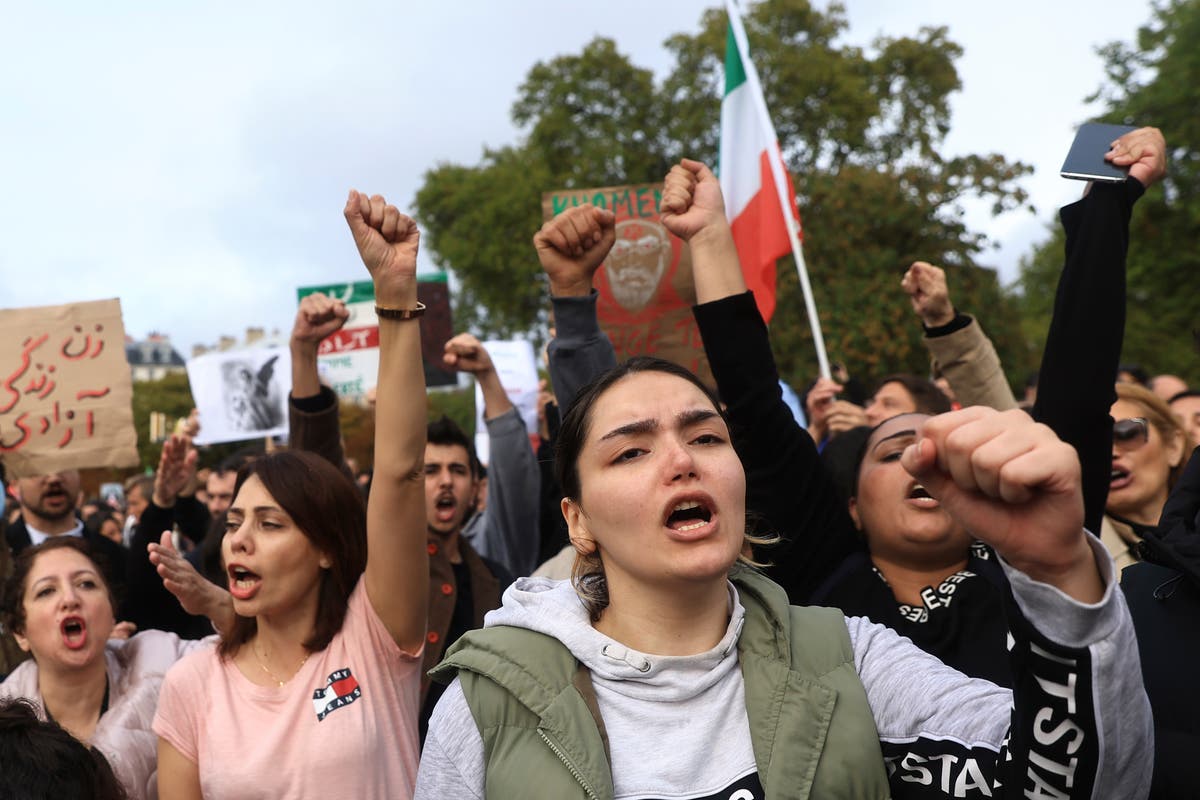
{"left": 415, "top": 0, "right": 1035, "bottom": 389}
{"left": 128, "top": 372, "right": 196, "bottom": 470}
{"left": 1018, "top": 0, "right": 1200, "bottom": 384}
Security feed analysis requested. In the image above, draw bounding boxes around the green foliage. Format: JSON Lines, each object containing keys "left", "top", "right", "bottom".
{"left": 128, "top": 372, "right": 194, "bottom": 471}
{"left": 339, "top": 401, "right": 375, "bottom": 474}
{"left": 426, "top": 386, "right": 477, "bottom": 435}
{"left": 414, "top": 0, "right": 1035, "bottom": 389}
{"left": 1020, "top": 0, "right": 1200, "bottom": 383}
{"left": 333, "top": 386, "right": 481, "bottom": 475}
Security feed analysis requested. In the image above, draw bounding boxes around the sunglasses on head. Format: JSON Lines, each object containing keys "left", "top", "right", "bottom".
{"left": 1113, "top": 417, "right": 1150, "bottom": 449}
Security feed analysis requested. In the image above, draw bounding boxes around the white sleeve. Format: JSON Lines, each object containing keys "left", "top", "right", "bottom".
{"left": 414, "top": 677, "right": 485, "bottom": 800}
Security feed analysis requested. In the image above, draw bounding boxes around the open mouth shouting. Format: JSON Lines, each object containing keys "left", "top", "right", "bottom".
{"left": 906, "top": 482, "right": 941, "bottom": 509}
{"left": 664, "top": 496, "right": 716, "bottom": 539}
{"left": 434, "top": 492, "right": 458, "bottom": 524}
{"left": 40, "top": 486, "right": 71, "bottom": 510}
{"left": 227, "top": 564, "right": 263, "bottom": 601}
{"left": 60, "top": 615, "right": 88, "bottom": 650}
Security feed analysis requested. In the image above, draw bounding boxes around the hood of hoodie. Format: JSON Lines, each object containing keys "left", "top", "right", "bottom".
{"left": 483, "top": 577, "right": 746, "bottom": 704}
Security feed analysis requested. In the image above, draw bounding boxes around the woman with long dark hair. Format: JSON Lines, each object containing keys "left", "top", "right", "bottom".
{"left": 153, "top": 191, "right": 430, "bottom": 799}
{"left": 414, "top": 162, "right": 1152, "bottom": 799}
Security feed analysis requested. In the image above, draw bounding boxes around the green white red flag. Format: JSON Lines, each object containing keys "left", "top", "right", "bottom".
{"left": 719, "top": 9, "right": 799, "bottom": 324}
{"left": 721, "top": 0, "right": 830, "bottom": 377}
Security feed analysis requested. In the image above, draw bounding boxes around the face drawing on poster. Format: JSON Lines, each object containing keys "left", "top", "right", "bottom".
{"left": 608, "top": 219, "right": 671, "bottom": 313}
{"left": 221, "top": 355, "right": 284, "bottom": 432}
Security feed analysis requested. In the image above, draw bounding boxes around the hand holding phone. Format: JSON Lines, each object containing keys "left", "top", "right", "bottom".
{"left": 1060, "top": 122, "right": 1138, "bottom": 183}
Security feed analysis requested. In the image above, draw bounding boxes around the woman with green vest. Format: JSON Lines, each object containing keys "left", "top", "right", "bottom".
{"left": 414, "top": 163, "right": 1153, "bottom": 800}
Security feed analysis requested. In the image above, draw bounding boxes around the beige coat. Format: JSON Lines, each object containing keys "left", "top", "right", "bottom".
{"left": 925, "top": 317, "right": 1018, "bottom": 411}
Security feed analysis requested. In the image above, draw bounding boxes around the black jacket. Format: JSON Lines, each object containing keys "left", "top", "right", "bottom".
{"left": 1122, "top": 447, "right": 1200, "bottom": 799}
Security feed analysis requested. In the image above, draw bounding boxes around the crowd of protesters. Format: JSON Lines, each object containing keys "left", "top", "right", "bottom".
{"left": 0, "top": 124, "right": 1193, "bottom": 800}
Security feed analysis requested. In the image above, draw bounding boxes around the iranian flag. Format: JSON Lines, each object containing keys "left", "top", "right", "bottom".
{"left": 719, "top": 6, "right": 800, "bottom": 325}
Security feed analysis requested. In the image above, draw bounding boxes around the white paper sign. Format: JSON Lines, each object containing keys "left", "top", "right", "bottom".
{"left": 297, "top": 280, "right": 379, "bottom": 402}
{"left": 187, "top": 347, "right": 291, "bottom": 445}
{"left": 473, "top": 340, "right": 539, "bottom": 465}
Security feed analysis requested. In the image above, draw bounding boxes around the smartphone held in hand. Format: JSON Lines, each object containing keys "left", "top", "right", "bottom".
{"left": 1060, "top": 122, "right": 1139, "bottom": 182}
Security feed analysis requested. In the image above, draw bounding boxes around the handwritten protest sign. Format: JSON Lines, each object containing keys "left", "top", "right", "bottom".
{"left": 187, "top": 347, "right": 291, "bottom": 446}
{"left": 541, "top": 183, "right": 712, "bottom": 386}
{"left": 297, "top": 275, "right": 455, "bottom": 401}
{"left": 0, "top": 299, "right": 138, "bottom": 478}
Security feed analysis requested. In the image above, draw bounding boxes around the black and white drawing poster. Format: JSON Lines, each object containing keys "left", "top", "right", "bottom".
{"left": 187, "top": 347, "right": 290, "bottom": 445}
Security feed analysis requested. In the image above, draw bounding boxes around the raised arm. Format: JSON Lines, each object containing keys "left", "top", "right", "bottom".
{"left": 902, "top": 261, "right": 1018, "bottom": 411}
{"left": 444, "top": 333, "right": 540, "bottom": 576}
{"left": 1033, "top": 127, "right": 1164, "bottom": 534}
{"left": 536, "top": 204, "right": 618, "bottom": 413}
{"left": 128, "top": 434, "right": 229, "bottom": 637}
{"left": 862, "top": 406, "right": 1152, "bottom": 796}
{"left": 659, "top": 159, "right": 860, "bottom": 601}
{"left": 287, "top": 293, "right": 355, "bottom": 483}
{"left": 344, "top": 191, "right": 428, "bottom": 650}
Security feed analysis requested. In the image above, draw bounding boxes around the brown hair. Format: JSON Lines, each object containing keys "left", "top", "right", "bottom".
{"left": 218, "top": 450, "right": 367, "bottom": 658}
{"left": 873, "top": 374, "right": 952, "bottom": 416}
{"left": 1115, "top": 382, "right": 1187, "bottom": 489}
{"left": 1, "top": 537, "right": 118, "bottom": 638}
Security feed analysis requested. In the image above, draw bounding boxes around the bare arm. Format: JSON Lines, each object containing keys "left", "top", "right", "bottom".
{"left": 150, "top": 530, "right": 235, "bottom": 635}
{"left": 658, "top": 158, "right": 744, "bottom": 304}
{"left": 344, "top": 190, "right": 428, "bottom": 651}
{"left": 156, "top": 738, "right": 204, "bottom": 800}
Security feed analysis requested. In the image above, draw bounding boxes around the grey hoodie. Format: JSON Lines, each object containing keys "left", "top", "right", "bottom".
{"left": 417, "top": 536, "right": 1153, "bottom": 799}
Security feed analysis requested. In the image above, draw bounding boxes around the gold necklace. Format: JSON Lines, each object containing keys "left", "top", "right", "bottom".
{"left": 253, "top": 640, "right": 310, "bottom": 687}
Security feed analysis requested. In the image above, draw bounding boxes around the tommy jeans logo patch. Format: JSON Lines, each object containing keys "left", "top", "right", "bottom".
{"left": 312, "top": 668, "right": 361, "bottom": 721}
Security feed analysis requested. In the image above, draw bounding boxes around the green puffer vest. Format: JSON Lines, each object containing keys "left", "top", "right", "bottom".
{"left": 430, "top": 568, "right": 890, "bottom": 799}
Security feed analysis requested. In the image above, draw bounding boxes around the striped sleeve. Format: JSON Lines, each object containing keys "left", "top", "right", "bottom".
{"left": 849, "top": 535, "right": 1153, "bottom": 799}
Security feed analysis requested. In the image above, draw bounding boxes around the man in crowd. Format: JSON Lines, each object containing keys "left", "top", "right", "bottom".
{"left": 203, "top": 463, "right": 237, "bottom": 518}
{"left": 5, "top": 470, "right": 126, "bottom": 585}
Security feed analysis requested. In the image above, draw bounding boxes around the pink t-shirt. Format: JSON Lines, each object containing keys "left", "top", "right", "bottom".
{"left": 153, "top": 579, "right": 422, "bottom": 800}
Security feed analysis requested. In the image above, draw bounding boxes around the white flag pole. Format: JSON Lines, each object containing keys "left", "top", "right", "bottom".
{"left": 725, "top": 0, "right": 831, "bottom": 379}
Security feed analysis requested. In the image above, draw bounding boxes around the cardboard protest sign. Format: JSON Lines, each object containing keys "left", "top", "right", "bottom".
{"left": 473, "top": 340, "right": 539, "bottom": 465}
{"left": 187, "top": 347, "right": 291, "bottom": 445}
{"left": 296, "top": 275, "right": 455, "bottom": 402}
{"left": 0, "top": 298, "right": 139, "bottom": 478}
{"left": 541, "top": 183, "right": 712, "bottom": 386}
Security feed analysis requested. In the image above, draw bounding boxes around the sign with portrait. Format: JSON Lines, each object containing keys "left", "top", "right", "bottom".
{"left": 187, "top": 347, "right": 291, "bottom": 445}
{"left": 541, "top": 183, "right": 712, "bottom": 386}
{"left": 0, "top": 298, "right": 139, "bottom": 478}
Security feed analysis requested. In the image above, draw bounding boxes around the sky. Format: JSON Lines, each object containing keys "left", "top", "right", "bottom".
{"left": 0, "top": 0, "right": 1153, "bottom": 355}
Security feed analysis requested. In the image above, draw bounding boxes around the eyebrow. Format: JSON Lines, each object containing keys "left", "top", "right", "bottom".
{"left": 599, "top": 408, "right": 720, "bottom": 441}
{"left": 228, "top": 505, "right": 283, "bottom": 516}
{"left": 31, "top": 569, "right": 100, "bottom": 588}
{"left": 871, "top": 428, "right": 917, "bottom": 453}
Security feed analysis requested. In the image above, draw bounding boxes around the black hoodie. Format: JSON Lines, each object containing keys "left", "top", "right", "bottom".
{"left": 1121, "top": 447, "right": 1200, "bottom": 799}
